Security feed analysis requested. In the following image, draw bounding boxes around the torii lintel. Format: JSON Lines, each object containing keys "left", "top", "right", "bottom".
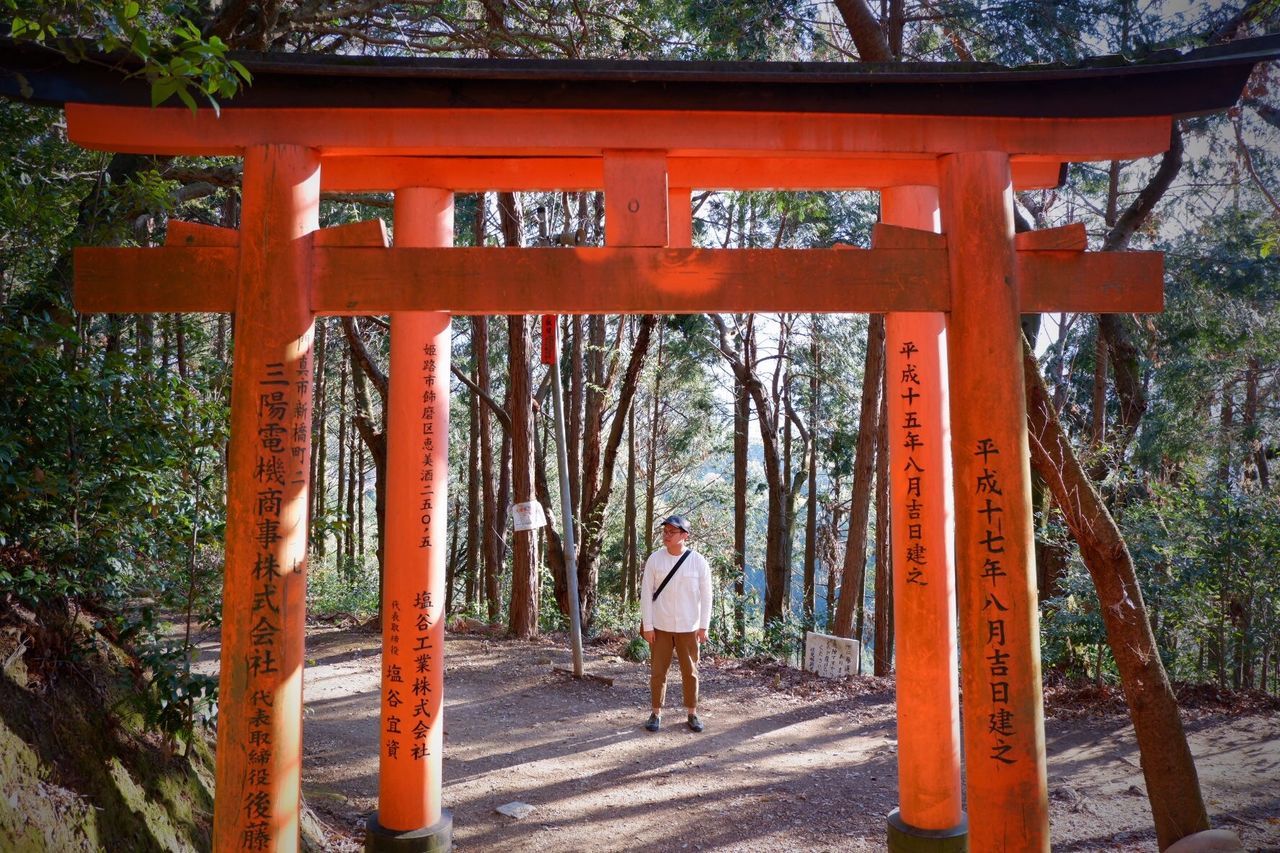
{"left": 74, "top": 230, "right": 1162, "bottom": 317}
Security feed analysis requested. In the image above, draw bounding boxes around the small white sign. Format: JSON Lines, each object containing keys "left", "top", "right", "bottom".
{"left": 804, "top": 631, "right": 860, "bottom": 679}
{"left": 512, "top": 500, "right": 547, "bottom": 531}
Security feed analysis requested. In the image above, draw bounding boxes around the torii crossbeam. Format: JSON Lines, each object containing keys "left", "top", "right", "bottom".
{"left": 6, "top": 34, "right": 1276, "bottom": 853}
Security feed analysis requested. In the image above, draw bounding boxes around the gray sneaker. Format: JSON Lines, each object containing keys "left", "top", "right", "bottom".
{"left": 687, "top": 714, "right": 704, "bottom": 733}
{"left": 644, "top": 713, "right": 661, "bottom": 732}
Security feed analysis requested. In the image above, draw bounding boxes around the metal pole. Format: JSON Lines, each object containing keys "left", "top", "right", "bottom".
{"left": 546, "top": 317, "right": 584, "bottom": 677}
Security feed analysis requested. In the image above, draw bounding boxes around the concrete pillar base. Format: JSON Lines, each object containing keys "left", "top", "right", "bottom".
{"left": 366, "top": 810, "right": 453, "bottom": 853}
{"left": 887, "top": 808, "right": 968, "bottom": 853}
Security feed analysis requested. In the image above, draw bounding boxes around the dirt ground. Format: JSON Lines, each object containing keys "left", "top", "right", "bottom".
{"left": 194, "top": 624, "right": 1280, "bottom": 852}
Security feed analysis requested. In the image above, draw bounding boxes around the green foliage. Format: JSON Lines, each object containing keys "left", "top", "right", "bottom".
{"left": 1123, "top": 479, "right": 1280, "bottom": 686}
{"left": 0, "top": 303, "right": 226, "bottom": 605}
{"left": 307, "top": 556, "right": 380, "bottom": 618}
{"left": 622, "top": 635, "right": 650, "bottom": 662}
{"left": 119, "top": 617, "right": 219, "bottom": 748}
{"left": 5, "top": 0, "right": 251, "bottom": 111}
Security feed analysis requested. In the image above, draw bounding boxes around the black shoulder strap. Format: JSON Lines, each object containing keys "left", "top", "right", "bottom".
{"left": 653, "top": 550, "right": 692, "bottom": 602}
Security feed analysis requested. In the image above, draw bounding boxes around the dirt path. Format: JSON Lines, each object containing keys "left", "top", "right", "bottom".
{"left": 196, "top": 625, "right": 1280, "bottom": 851}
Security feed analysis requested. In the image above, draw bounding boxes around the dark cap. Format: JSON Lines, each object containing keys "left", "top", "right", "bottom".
{"left": 660, "top": 515, "right": 690, "bottom": 533}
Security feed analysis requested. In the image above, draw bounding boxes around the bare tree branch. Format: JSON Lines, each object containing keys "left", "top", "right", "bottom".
{"left": 451, "top": 363, "right": 513, "bottom": 432}
{"left": 340, "top": 316, "right": 388, "bottom": 406}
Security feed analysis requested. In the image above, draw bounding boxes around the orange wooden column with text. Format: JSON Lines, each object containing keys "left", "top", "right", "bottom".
{"left": 367, "top": 187, "right": 453, "bottom": 852}
{"left": 881, "top": 186, "right": 966, "bottom": 852}
{"left": 939, "top": 151, "right": 1050, "bottom": 851}
{"left": 213, "top": 144, "right": 319, "bottom": 851}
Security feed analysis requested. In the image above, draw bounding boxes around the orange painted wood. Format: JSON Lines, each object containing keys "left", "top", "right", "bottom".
{"left": 1018, "top": 251, "right": 1162, "bottom": 313}
{"left": 165, "top": 219, "right": 239, "bottom": 247}
{"left": 939, "top": 150, "right": 1049, "bottom": 852}
{"left": 669, "top": 187, "right": 693, "bottom": 249}
{"left": 322, "top": 156, "right": 603, "bottom": 191}
{"left": 73, "top": 245, "right": 1162, "bottom": 316}
{"left": 66, "top": 104, "right": 1172, "bottom": 161}
{"left": 604, "top": 150, "right": 668, "bottom": 247}
{"left": 310, "top": 247, "right": 948, "bottom": 313}
{"left": 1015, "top": 222, "right": 1086, "bottom": 251}
{"left": 319, "top": 154, "right": 1064, "bottom": 192}
{"left": 74, "top": 246, "right": 237, "bottom": 313}
{"left": 213, "top": 144, "right": 319, "bottom": 852}
{"left": 871, "top": 222, "right": 948, "bottom": 250}
{"left": 313, "top": 218, "right": 389, "bottom": 247}
{"left": 881, "top": 186, "right": 964, "bottom": 834}
{"left": 378, "top": 188, "right": 451, "bottom": 832}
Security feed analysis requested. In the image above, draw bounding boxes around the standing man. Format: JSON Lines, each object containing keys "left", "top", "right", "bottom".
{"left": 640, "top": 515, "right": 712, "bottom": 733}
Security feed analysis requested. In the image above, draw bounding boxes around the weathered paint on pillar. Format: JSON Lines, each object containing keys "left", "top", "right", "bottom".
{"left": 882, "top": 187, "right": 966, "bottom": 840}
{"left": 939, "top": 151, "right": 1049, "bottom": 851}
{"left": 214, "top": 144, "right": 319, "bottom": 852}
{"left": 370, "top": 187, "right": 452, "bottom": 845}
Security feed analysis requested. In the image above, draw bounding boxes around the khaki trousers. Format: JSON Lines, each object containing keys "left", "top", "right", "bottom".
{"left": 649, "top": 629, "right": 700, "bottom": 711}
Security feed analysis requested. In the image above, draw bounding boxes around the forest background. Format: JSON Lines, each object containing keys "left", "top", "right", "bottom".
{"left": 1, "top": 0, "right": 1279, "bottom": 842}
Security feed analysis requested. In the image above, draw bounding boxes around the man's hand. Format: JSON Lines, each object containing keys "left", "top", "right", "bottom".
{"left": 642, "top": 629, "right": 655, "bottom": 643}
{"left": 695, "top": 628, "right": 708, "bottom": 644}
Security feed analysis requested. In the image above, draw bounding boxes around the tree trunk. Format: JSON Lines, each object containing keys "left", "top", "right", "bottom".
{"left": 645, "top": 321, "right": 664, "bottom": 559}
{"left": 534, "top": 411, "right": 569, "bottom": 615}
{"left": 804, "top": 322, "right": 820, "bottom": 625}
{"left": 1096, "top": 125, "right": 1184, "bottom": 454}
{"left": 832, "top": 314, "right": 885, "bottom": 638}
{"left": 733, "top": 331, "right": 749, "bottom": 646}
{"left": 577, "top": 315, "right": 606, "bottom": 623}
{"left": 342, "top": 317, "right": 389, "bottom": 600}
{"left": 174, "top": 314, "right": 187, "bottom": 380}
{"left": 507, "top": 311, "right": 539, "bottom": 639}
{"left": 475, "top": 315, "right": 501, "bottom": 621}
{"left": 496, "top": 189, "right": 539, "bottom": 639}
{"left": 345, "top": 411, "right": 357, "bottom": 578}
{"left": 357, "top": 438, "right": 366, "bottom": 563}
{"left": 569, "top": 315, "right": 584, "bottom": 514}
{"left": 711, "top": 313, "right": 791, "bottom": 625}
{"left": 624, "top": 401, "right": 638, "bottom": 604}
{"left": 311, "top": 317, "right": 328, "bottom": 565}
{"left": 832, "top": 0, "right": 893, "bottom": 61}
{"left": 873, "top": 369, "right": 892, "bottom": 676}
{"left": 824, "top": 472, "right": 843, "bottom": 631}
{"left": 1218, "top": 379, "right": 1236, "bottom": 486}
{"left": 1243, "top": 355, "right": 1263, "bottom": 489}
{"left": 1092, "top": 324, "right": 1107, "bottom": 447}
{"left": 1023, "top": 339, "right": 1210, "bottom": 849}
{"left": 445, "top": 494, "right": 460, "bottom": 615}
{"left": 466, "top": 361, "right": 481, "bottom": 610}
{"left": 137, "top": 313, "right": 154, "bottom": 373}
{"left": 497, "top": 423, "right": 512, "bottom": 580}
{"left": 576, "top": 316, "right": 657, "bottom": 628}
{"left": 336, "top": 356, "right": 348, "bottom": 571}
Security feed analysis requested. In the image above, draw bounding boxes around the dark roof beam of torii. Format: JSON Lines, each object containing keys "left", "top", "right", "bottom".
{"left": 3, "top": 34, "right": 1278, "bottom": 118}
{"left": 2, "top": 35, "right": 1277, "bottom": 166}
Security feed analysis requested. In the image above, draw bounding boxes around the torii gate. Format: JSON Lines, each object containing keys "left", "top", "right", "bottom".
{"left": 9, "top": 35, "right": 1273, "bottom": 853}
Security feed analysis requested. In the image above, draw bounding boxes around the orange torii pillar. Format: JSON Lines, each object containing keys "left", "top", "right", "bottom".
{"left": 881, "top": 186, "right": 966, "bottom": 852}
{"left": 214, "top": 144, "right": 318, "bottom": 851}
{"left": 940, "top": 151, "right": 1049, "bottom": 850}
{"left": 367, "top": 187, "right": 453, "bottom": 852}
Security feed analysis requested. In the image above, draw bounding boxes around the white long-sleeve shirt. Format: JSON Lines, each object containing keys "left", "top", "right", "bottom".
{"left": 639, "top": 547, "right": 712, "bottom": 633}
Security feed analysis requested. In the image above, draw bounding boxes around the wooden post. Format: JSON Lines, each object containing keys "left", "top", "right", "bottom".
{"left": 881, "top": 187, "right": 967, "bottom": 851}
{"left": 213, "top": 144, "right": 318, "bottom": 852}
{"left": 367, "top": 187, "right": 453, "bottom": 852}
{"left": 939, "top": 151, "right": 1049, "bottom": 851}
